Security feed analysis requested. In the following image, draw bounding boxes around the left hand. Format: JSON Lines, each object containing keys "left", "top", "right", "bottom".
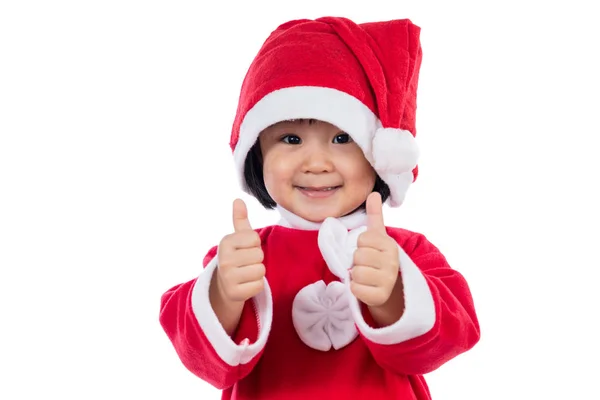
{"left": 350, "top": 192, "right": 400, "bottom": 307}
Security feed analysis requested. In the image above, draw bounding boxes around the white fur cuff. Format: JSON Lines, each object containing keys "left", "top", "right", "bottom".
{"left": 190, "top": 257, "right": 273, "bottom": 366}
{"left": 349, "top": 244, "right": 436, "bottom": 345}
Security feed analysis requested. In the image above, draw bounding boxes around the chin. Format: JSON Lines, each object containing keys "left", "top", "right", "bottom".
{"left": 296, "top": 205, "right": 346, "bottom": 222}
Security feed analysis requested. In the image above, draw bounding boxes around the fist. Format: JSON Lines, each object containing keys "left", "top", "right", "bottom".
{"left": 350, "top": 192, "right": 400, "bottom": 307}
{"left": 216, "top": 199, "right": 266, "bottom": 303}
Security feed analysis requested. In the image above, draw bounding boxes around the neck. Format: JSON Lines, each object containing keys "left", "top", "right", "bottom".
{"left": 276, "top": 205, "right": 367, "bottom": 230}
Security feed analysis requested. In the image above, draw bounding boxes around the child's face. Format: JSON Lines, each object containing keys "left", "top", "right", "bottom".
{"left": 259, "top": 119, "right": 376, "bottom": 222}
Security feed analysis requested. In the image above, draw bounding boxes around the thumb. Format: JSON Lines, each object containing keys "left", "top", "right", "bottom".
{"left": 366, "top": 192, "right": 385, "bottom": 232}
{"left": 232, "top": 198, "right": 253, "bottom": 232}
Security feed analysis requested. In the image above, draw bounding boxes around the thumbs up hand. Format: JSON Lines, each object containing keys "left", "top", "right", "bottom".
{"left": 350, "top": 192, "right": 401, "bottom": 308}
{"left": 215, "top": 199, "right": 266, "bottom": 303}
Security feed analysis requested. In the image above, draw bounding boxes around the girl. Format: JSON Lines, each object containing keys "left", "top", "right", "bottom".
{"left": 160, "top": 16, "right": 480, "bottom": 399}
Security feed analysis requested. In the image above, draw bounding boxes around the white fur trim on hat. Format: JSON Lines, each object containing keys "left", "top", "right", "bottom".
{"left": 232, "top": 86, "right": 419, "bottom": 207}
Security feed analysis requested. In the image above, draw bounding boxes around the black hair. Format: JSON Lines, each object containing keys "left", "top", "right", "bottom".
{"left": 243, "top": 141, "right": 391, "bottom": 210}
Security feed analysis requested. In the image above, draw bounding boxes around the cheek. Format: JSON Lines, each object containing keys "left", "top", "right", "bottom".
{"left": 358, "top": 167, "right": 377, "bottom": 190}
{"left": 262, "top": 153, "right": 294, "bottom": 192}
{"left": 339, "top": 154, "right": 376, "bottom": 188}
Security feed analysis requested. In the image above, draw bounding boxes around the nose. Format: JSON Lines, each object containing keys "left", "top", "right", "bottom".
{"left": 301, "top": 146, "right": 334, "bottom": 174}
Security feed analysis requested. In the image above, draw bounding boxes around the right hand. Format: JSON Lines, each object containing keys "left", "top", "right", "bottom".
{"left": 215, "top": 199, "right": 266, "bottom": 303}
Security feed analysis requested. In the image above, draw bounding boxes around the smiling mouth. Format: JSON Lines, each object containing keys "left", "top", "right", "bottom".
{"left": 295, "top": 185, "right": 343, "bottom": 199}
{"left": 296, "top": 185, "right": 342, "bottom": 191}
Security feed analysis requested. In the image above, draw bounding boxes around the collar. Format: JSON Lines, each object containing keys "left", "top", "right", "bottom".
{"left": 276, "top": 205, "right": 368, "bottom": 231}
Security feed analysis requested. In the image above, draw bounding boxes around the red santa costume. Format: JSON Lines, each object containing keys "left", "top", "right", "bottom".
{"left": 160, "top": 17, "right": 480, "bottom": 399}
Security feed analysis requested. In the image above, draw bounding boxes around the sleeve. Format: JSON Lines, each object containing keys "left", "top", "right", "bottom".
{"left": 159, "top": 244, "right": 273, "bottom": 389}
{"left": 348, "top": 230, "right": 480, "bottom": 375}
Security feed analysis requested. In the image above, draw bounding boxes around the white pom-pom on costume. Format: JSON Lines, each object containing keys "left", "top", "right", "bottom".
{"left": 372, "top": 128, "right": 419, "bottom": 174}
{"left": 292, "top": 280, "right": 358, "bottom": 351}
{"left": 290, "top": 219, "right": 366, "bottom": 351}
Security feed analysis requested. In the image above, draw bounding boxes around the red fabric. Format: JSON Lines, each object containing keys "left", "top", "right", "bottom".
{"left": 159, "top": 226, "right": 480, "bottom": 399}
{"left": 318, "top": 17, "right": 422, "bottom": 136}
{"left": 159, "top": 258, "right": 260, "bottom": 389}
{"left": 229, "top": 17, "right": 375, "bottom": 150}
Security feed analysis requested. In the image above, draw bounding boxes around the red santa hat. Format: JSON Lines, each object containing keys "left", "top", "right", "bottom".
{"left": 230, "top": 17, "right": 423, "bottom": 207}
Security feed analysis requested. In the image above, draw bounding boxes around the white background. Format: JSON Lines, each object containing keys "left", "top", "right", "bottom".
{"left": 1, "top": 0, "right": 599, "bottom": 399}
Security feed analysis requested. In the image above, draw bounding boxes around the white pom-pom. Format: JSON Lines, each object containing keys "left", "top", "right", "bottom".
{"left": 372, "top": 128, "right": 419, "bottom": 174}
{"left": 292, "top": 281, "right": 358, "bottom": 351}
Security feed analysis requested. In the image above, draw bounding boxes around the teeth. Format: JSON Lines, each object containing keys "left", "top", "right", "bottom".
{"left": 302, "top": 187, "right": 336, "bottom": 191}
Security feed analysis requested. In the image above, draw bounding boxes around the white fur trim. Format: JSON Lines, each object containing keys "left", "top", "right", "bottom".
{"left": 378, "top": 171, "right": 414, "bottom": 208}
{"left": 233, "top": 86, "right": 379, "bottom": 184}
{"left": 232, "top": 86, "right": 417, "bottom": 207}
{"left": 348, "top": 244, "right": 436, "bottom": 345}
{"left": 190, "top": 256, "right": 273, "bottom": 366}
{"left": 372, "top": 128, "right": 419, "bottom": 174}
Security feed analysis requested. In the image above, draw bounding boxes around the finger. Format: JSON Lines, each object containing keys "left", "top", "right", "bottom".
{"left": 228, "top": 247, "right": 264, "bottom": 267}
{"left": 366, "top": 192, "right": 386, "bottom": 232}
{"left": 350, "top": 281, "right": 387, "bottom": 307}
{"left": 225, "top": 279, "right": 265, "bottom": 302}
{"left": 350, "top": 265, "right": 381, "bottom": 287}
{"left": 237, "top": 279, "right": 265, "bottom": 299}
{"left": 356, "top": 230, "right": 388, "bottom": 252}
{"left": 353, "top": 247, "right": 383, "bottom": 269}
{"left": 226, "top": 263, "right": 265, "bottom": 284}
{"left": 227, "top": 230, "right": 262, "bottom": 250}
{"left": 232, "top": 198, "right": 253, "bottom": 232}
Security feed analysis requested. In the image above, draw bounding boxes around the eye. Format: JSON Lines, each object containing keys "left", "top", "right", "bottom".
{"left": 281, "top": 134, "right": 302, "bottom": 145}
{"left": 332, "top": 133, "right": 352, "bottom": 144}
